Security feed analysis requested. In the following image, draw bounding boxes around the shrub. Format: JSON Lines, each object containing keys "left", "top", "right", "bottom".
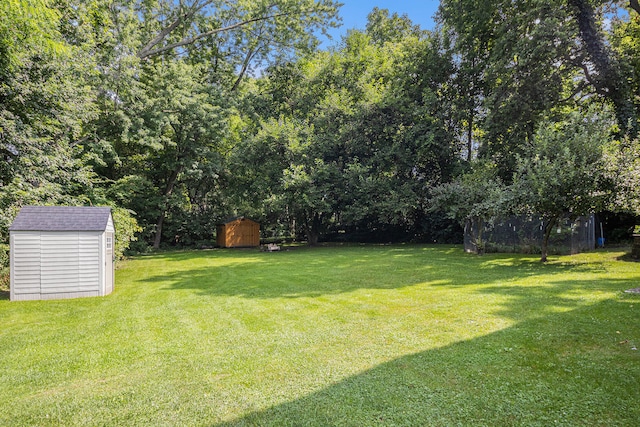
{"left": 111, "top": 207, "right": 143, "bottom": 260}
{"left": 0, "top": 243, "right": 9, "bottom": 292}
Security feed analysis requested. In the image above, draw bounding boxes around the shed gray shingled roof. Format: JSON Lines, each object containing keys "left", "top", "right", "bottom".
{"left": 9, "top": 206, "right": 112, "bottom": 231}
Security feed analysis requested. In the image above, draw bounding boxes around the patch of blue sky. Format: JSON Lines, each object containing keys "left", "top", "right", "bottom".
{"left": 319, "top": 0, "right": 441, "bottom": 48}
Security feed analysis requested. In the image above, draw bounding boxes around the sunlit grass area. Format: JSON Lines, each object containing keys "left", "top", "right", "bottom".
{"left": 1, "top": 245, "right": 639, "bottom": 425}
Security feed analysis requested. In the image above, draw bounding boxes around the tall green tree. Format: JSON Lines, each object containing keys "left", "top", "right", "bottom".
{"left": 512, "top": 107, "right": 616, "bottom": 262}
{"left": 133, "top": 0, "right": 340, "bottom": 93}
{"left": 0, "top": 0, "right": 106, "bottom": 238}
{"left": 235, "top": 14, "right": 461, "bottom": 244}
{"left": 567, "top": 0, "right": 639, "bottom": 137}
{"left": 365, "top": 7, "right": 424, "bottom": 45}
{"left": 89, "top": 0, "right": 341, "bottom": 248}
{"left": 109, "top": 61, "right": 228, "bottom": 249}
{"left": 437, "top": 0, "right": 639, "bottom": 177}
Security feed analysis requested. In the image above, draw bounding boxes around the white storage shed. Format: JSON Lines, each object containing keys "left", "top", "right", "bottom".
{"left": 9, "top": 206, "right": 115, "bottom": 301}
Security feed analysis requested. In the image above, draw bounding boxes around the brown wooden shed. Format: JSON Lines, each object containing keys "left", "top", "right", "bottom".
{"left": 216, "top": 217, "right": 260, "bottom": 248}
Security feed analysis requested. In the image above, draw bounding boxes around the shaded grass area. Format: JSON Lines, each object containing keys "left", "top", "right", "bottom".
{"left": 0, "top": 245, "right": 639, "bottom": 426}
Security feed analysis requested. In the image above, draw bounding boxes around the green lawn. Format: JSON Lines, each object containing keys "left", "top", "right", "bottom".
{"left": 1, "top": 244, "right": 639, "bottom": 426}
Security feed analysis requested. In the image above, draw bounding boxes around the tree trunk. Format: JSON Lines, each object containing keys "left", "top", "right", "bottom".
{"left": 541, "top": 217, "right": 558, "bottom": 263}
{"left": 153, "top": 165, "right": 184, "bottom": 250}
{"left": 466, "top": 54, "right": 477, "bottom": 161}
{"left": 467, "top": 105, "right": 474, "bottom": 161}
{"left": 304, "top": 212, "right": 320, "bottom": 246}
{"left": 231, "top": 48, "right": 256, "bottom": 92}
{"left": 306, "top": 229, "right": 319, "bottom": 246}
{"left": 475, "top": 217, "right": 485, "bottom": 255}
{"left": 465, "top": 217, "right": 485, "bottom": 254}
{"left": 153, "top": 213, "right": 165, "bottom": 250}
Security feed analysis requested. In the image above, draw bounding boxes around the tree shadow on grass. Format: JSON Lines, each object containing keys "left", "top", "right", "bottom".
{"left": 138, "top": 245, "right": 616, "bottom": 300}
{"left": 140, "top": 245, "right": 422, "bottom": 298}
{"left": 616, "top": 252, "right": 639, "bottom": 263}
{"left": 124, "top": 246, "right": 640, "bottom": 424}
{"left": 213, "top": 291, "right": 640, "bottom": 426}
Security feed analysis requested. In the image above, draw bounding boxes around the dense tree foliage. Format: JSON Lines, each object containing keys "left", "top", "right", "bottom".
{"left": 232, "top": 22, "right": 462, "bottom": 243}
{"left": 1, "top": 0, "right": 639, "bottom": 268}
{"left": 438, "top": 0, "right": 639, "bottom": 173}
{"left": 430, "top": 162, "right": 509, "bottom": 254}
{"left": 512, "top": 107, "right": 617, "bottom": 261}
{"left": 0, "top": 0, "right": 101, "bottom": 237}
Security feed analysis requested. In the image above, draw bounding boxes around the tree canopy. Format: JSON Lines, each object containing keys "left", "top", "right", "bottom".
{"left": 0, "top": 0, "right": 638, "bottom": 264}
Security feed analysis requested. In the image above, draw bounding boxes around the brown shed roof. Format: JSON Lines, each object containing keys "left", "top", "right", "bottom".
{"left": 218, "top": 216, "right": 258, "bottom": 225}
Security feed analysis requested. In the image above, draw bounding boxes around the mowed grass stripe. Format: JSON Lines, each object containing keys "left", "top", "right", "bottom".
{"left": 0, "top": 245, "right": 638, "bottom": 426}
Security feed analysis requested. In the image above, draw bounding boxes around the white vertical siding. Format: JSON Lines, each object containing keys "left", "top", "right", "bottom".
{"left": 10, "top": 231, "right": 103, "bottom": 300}
{"left": 10, "top": 232, "right": 41, "bottom": 296}
{"left": 79, "top": 233, "right": 100, "bottom": 289}
{"left": 40, "top": 232, "right": 80, "bottom": 294}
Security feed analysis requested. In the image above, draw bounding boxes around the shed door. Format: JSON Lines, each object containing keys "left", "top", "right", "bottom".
{"left": 105, "top": 232, "right": 114, "bottom": 294}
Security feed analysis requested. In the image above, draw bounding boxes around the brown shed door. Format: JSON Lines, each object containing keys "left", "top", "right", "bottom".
{"left": 238, "top": 222, "right": 259, "bottom": 246}
{"left": 241, "top": 223, "right": 252, "bottom": 245}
